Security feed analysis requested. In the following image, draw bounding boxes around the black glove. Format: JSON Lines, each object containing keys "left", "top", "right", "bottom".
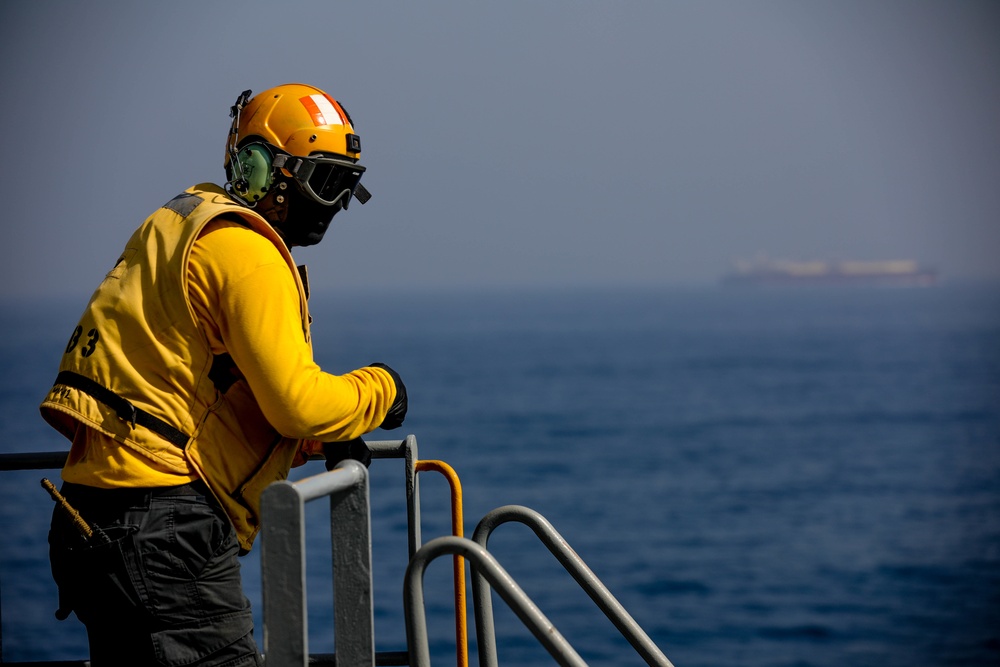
{"left": 370, "top": 362, "right": 407, "bottom": 430}
{"left": 323, "top": 437, "right": 372, "bottom": 470}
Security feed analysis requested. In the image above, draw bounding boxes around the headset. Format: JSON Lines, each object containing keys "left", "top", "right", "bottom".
{"left": 226, "top": 90, "right": 274, "bottom": 205}
{"left": 231, "top": 142, "right": 276, "bottom": 203}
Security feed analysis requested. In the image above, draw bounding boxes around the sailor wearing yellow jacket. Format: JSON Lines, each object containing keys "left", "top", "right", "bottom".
{"left": 41, "top": 84, "right": 401, "bottom": 667}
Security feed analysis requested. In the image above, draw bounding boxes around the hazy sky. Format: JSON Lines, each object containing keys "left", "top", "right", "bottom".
{"left": 2, "top": 1, "right": 998, "bottom": 299}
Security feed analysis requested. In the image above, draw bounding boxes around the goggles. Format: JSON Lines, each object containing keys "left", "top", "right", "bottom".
{"left": 273, "top": 152, "right": 372, "bottom": 208}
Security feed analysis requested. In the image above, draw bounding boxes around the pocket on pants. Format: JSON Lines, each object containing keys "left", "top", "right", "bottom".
{"left": 139, "top": 497, "right": 228, "bottom": 581}
{"left": 48, "top": 523, "right": 148, "bottom": 627}
{"left": 151, "top": 609, "right": 255, "bottom": 667}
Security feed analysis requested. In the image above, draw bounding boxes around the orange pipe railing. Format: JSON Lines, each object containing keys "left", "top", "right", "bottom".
{"left": 414, "top": 459, "right": 468, "bottom": 667}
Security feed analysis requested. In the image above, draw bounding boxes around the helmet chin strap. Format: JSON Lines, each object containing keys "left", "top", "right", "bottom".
{"left": 257, "top": 178, "right": 342, "bottom": 248}
{"left": 251, "top": 182, "right": 290, "bottom": 233}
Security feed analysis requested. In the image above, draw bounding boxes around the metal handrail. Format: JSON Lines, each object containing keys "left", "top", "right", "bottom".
{"left": 261, "top": 459, "right": 375, "bottom": 667}
{"left": 0, "top": 452, "right": 69, "bottom": 471}
{"left": 0, "top": 451, "right": 78, "bottom": 666}
{"left": 2, "top": 446, "right": 673, "bottom": 667}
{"left": 258, "top": 436, "right": 424, "bottom": 667}
{"left": 470, "top": 505, "right": 673, "bottom": 667}
{"left": 368, "top": 436, "right": 423, "bottom": 558}
{"left": 0, "top": 445, "right": 419, "bottom": 667}
{"left": 414, "top": 460, "right": 469, "bottom": 667}
{"left": 404, "top": 536, "right": 588, "bottom": 667}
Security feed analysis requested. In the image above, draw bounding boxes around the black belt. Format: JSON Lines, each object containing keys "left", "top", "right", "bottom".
{"left": 54, "top": 371, "right": 190, "bottom": 448}
{"left": 59, "top": 481, "right": 212, "bottom": 513}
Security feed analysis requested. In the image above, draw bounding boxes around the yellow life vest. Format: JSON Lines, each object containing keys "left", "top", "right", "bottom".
{"left": 40, "top": 183, "right": 311, "bottom": 550}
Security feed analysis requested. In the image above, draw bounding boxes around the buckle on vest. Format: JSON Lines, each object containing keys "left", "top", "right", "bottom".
{"left": 120, "top": 403, "right": 138, "bottom": 430}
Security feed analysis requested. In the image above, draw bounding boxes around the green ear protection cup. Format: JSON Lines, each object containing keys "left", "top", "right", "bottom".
{"left": 234, "top": 143, "right": 275, "bottom": 201}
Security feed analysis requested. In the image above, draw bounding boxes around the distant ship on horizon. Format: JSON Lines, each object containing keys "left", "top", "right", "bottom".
{"left": 723, "top": 257, "right": 938, "bottom": 287}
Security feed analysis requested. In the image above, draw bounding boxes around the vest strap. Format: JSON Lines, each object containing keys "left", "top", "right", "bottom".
{"left": 53, "top": 371, "right": 190, "bottom": 448}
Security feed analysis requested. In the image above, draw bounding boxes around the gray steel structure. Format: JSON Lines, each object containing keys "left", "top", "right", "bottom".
{"left": 0, "top": 437, "right": 672, "bottom": 666}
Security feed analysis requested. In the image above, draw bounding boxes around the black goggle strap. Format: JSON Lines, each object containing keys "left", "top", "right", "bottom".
{"left": 273, "top": 153, "right": 372, "bottom": 207}
{"left": 354, "top": 182, "right": 372, "bottom": 205}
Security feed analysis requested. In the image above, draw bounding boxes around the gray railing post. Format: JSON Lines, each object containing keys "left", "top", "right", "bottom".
{"left": 367, "top": 435, "right": 422, "bottom": 558}
{"left": 403, "top": 434, "right": 422, "bottom": 558}
{"left": 260, "top": 479, "right": 307, "bottom": 666}
{"left": 329, "top": 462, "right": 375, "bottom": 666}
{"left": 261, "top": 459, "right": 373, "bottom": 667}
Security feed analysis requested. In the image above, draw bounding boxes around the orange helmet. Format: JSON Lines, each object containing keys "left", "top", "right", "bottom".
{"left": 225, "top": 83, "right": 371, "bottom": 208}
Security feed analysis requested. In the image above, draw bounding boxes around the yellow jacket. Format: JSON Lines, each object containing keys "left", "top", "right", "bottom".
{"left": 40, "top": 184, "right": 397, "bottom": 549}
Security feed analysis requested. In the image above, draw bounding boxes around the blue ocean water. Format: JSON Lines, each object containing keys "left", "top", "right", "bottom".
{"left": 1, "top": 285, "right": 998, "bottom": 666}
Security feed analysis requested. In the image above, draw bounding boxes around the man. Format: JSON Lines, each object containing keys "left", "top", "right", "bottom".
{"left": 39, "top": 83, "right": 406, "bottom": 666}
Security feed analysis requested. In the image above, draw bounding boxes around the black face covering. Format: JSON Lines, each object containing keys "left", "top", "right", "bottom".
{"left": 255, "top": 177, "right": 343, "bottom": 247}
